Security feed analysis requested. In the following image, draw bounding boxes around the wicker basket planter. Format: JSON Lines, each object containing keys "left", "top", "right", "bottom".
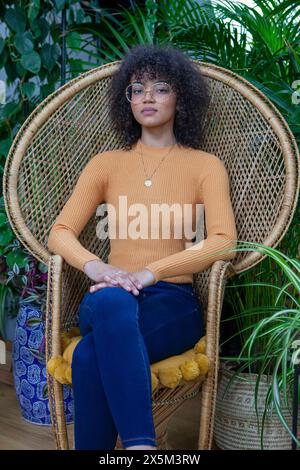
{"left": 214, "top": 363, "right": 299, "bottom": 450}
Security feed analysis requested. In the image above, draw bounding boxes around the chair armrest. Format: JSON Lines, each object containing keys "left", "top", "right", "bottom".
{"left": 45, "top": 254, "right": 65, "bottom": 362}
{"left": 45, "top": 252, "right": 105, "bottom": 362}
{"left": 197, "top": 260, "right": 237, "bottom": 449}
{"left": 205, "top": 260, "right": 236, "bottom": 360}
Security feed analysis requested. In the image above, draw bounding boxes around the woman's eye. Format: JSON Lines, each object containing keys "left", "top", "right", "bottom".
{"left": 155, "top": 85, "right": 169, "bottom": 93}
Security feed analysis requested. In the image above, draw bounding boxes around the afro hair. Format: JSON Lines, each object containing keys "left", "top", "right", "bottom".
{"left": 108, "top": 43, "right": 210, "bottom": 151}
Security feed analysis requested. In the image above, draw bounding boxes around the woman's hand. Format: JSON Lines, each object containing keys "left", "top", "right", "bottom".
{"left": 83, "top": 260, "right": 141, "bottom": 294}
{"left": 89, "top": 268, "right": 156, "bottom": 295}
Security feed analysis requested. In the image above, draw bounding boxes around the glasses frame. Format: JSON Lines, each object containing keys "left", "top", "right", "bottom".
{"left": 125, "top": 81, "right": 174, "bottom": 104}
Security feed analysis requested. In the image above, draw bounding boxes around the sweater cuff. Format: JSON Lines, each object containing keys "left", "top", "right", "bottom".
{"left": 144, "top": 265, "right": 162, "bottom": 283}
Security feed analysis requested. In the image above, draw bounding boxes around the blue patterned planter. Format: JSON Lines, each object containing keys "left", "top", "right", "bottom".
{"left": 12, "top": 300, "right": 74, "bottom": 425}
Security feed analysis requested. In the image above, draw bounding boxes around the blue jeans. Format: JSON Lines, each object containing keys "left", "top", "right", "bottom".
{"left": 72, "top": 280, "right": 204, "bottom": 450}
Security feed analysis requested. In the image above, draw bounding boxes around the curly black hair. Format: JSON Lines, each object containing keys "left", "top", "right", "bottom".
{"left": 108, "top": 43, "right": 210, "bottom": 151}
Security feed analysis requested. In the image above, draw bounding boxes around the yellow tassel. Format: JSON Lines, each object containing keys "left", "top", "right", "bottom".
{"left": 180, "top": 360, "right": 200, "bottom": 380}
{"left": 194, "top": 353, "right": 210, "bottom": 374}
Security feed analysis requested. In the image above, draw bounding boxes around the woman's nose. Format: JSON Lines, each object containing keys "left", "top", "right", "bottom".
{"left": 143, "top": 89, "right": 155, "bottom": 101}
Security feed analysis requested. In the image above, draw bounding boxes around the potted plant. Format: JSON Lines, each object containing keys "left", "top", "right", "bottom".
{"left": 0, "top": 194, "right": 20, "bottom": 341}
{"left": 214, "top": 241, "right": 300, "bottom": 449}
{"left": 0, "top": 282, "right": 19, "bottom": 342}
{"left": 1, "top": 236, "right": 74, "bottom": 425}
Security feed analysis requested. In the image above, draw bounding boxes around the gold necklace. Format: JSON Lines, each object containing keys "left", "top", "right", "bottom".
{"left": 138, "top": 139, "right": 177, "bottom": 187}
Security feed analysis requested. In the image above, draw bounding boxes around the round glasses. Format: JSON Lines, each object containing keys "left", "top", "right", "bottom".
{"left": 125, "top": 81, "right": 173, "bottom": 104}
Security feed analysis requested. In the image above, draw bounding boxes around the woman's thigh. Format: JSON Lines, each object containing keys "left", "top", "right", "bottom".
{"left": 77, "top": 281, "right": 204, "bottom": 364}
{"left": 77, "top": 286, "right": 138, "bottom": 337}
{"left": 137, "top": 281, "right": 204, "bottom": 364}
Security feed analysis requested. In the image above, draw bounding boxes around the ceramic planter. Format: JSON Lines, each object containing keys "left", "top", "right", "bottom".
{"left": 12, "top": 300, "right": 74, "bottom": 425}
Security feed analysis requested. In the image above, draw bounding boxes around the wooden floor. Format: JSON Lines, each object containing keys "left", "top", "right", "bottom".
{"left": 0, "top": 382, "right": 214, "bottom": 450}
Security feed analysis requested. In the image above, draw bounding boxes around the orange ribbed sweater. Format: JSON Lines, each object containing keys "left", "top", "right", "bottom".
{"left": 47, "top": 138, "right": 237, "bottom": 284}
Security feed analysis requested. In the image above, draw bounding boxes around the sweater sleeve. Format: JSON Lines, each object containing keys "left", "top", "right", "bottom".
{"left": 47, "top": 153, "right": 109, "bottom": 272}
{"left": 145, "top": 157, "right": 238, "bottom": 282}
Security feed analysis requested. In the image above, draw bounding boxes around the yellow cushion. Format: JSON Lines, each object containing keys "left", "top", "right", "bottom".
{"left": 46, "top": 328, "right": 209, "bottom": 391}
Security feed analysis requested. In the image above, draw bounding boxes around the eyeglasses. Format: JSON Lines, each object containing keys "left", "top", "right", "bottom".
{"left": 125, "top": 81, "right": 173, "bottom": 104}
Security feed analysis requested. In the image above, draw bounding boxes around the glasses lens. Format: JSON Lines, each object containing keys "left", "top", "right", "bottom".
{"left": 126, "top": 82, "right": 172, "bottom": 103}
{"left": 153, "top": 82, "right": 171, "bottom": 97}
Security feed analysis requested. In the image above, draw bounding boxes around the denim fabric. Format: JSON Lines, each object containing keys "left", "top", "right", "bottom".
{"left": 72, "top": 280, "right": 204, "bottom": 450}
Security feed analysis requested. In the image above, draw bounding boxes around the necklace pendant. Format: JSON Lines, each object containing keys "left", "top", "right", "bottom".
{"left": 144, "top": 178, "right": 152, "bottom": 187}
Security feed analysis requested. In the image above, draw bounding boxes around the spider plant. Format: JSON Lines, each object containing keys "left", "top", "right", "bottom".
{"left": 220, "top": 239, "right": 300, "bottom": 449}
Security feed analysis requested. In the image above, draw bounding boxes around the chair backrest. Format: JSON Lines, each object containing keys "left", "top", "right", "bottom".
{"left": 3, "top": 60, "right": 299, "bottom": 324}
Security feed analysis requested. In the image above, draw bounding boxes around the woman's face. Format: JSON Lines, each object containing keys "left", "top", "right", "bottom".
{"left": 127, "top": 74, "right": 177, "bottom": 128}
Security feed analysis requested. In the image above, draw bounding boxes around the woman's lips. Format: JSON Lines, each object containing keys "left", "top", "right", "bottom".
{"left": 142, "top": 109, "right": 157, "bottom": 115}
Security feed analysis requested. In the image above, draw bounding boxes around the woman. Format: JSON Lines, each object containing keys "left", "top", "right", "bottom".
{"left": 47, "top": 43, "right": 237, "bottom": 450}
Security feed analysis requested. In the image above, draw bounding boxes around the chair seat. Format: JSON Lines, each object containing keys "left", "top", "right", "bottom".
{"left": 46, "top": 331, "right": 210, "bottom": 392}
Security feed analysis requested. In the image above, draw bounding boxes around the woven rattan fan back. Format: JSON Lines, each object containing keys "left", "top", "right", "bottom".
{"left": 3, "top": 60, "right": 299, "bottom": 327}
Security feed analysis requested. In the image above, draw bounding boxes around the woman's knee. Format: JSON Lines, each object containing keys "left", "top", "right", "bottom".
{"left": 87, "top": 286, "right": 136, "bottom": 306}
{"left": 84, "top": 287, "right": 138, "bottom": 328}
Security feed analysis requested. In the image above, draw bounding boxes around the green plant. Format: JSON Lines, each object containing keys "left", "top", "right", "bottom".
{"left": 0, "top": 282, "right": 18, "bottom": 341}
{"left": 219, "top": 240, "right": 300, "bottom": 449}
{"left": 221, "top": 256, "right": 291, "bottom": 366}
{"left": 0, "top": 234, "right": 48, "bottom": 340}
{"left": 70, "top": 0, "right": 300, "bottom": 145}
{"left": 0, "top": 0, "right": 97, "bottom": 338}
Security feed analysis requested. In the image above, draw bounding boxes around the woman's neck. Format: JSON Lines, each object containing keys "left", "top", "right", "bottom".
{"left": 140, "top": 133, "right": 177, "bottom": 148}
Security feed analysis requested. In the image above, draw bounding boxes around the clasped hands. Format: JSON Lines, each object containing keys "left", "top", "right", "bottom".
{"left": 84, "top": 260, "right": 156, "bottom": 296}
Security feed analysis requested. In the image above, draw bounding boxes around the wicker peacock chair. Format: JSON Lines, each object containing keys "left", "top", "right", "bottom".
{"left": 3, "top": 60, "right": 299, "bottom": 450}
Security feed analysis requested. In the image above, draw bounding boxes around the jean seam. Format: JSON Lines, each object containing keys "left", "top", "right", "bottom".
{"left": 122, "top": 436, "right": 157, "bottom": 443}
{"left": 135, "top": 302, "right": 156, "bottom": 442}
{"left": 119, "top": 303, "right": 156, "bottom": 445}
{"left": 79, "top": 300, "right": 101, "bottom": 337}
{"left": 80, "top": 303, "right": 93, "bottom": 316}
{"left": 79, "top": 303, "right": 93, "bottom": 331}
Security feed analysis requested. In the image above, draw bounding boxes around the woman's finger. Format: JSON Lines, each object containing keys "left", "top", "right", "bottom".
{"left": 90, "top": 282, "right": 117, "bottom": 293}
{"left": 102, "top": 271, "right": 140, "bottom": 296}
{"left": 112, "top": 274, "right": 139, "bottom": 295}
{"left": 109, "top": 273, "right": 140, "bottom": 296}
{"left": 128, "top": 274, "right": 143, "bottom": 290}
{"left": 114, "top": 274, "right": 132, "bottom": 291}
{"left": 126, "top": 275, "right": 141, "bottom": 295}
{"left": 104, "top": 274, "right": 118, "bottom": 285}
{"left": 90, "top": 282, "right": 107, "bottom": 292}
